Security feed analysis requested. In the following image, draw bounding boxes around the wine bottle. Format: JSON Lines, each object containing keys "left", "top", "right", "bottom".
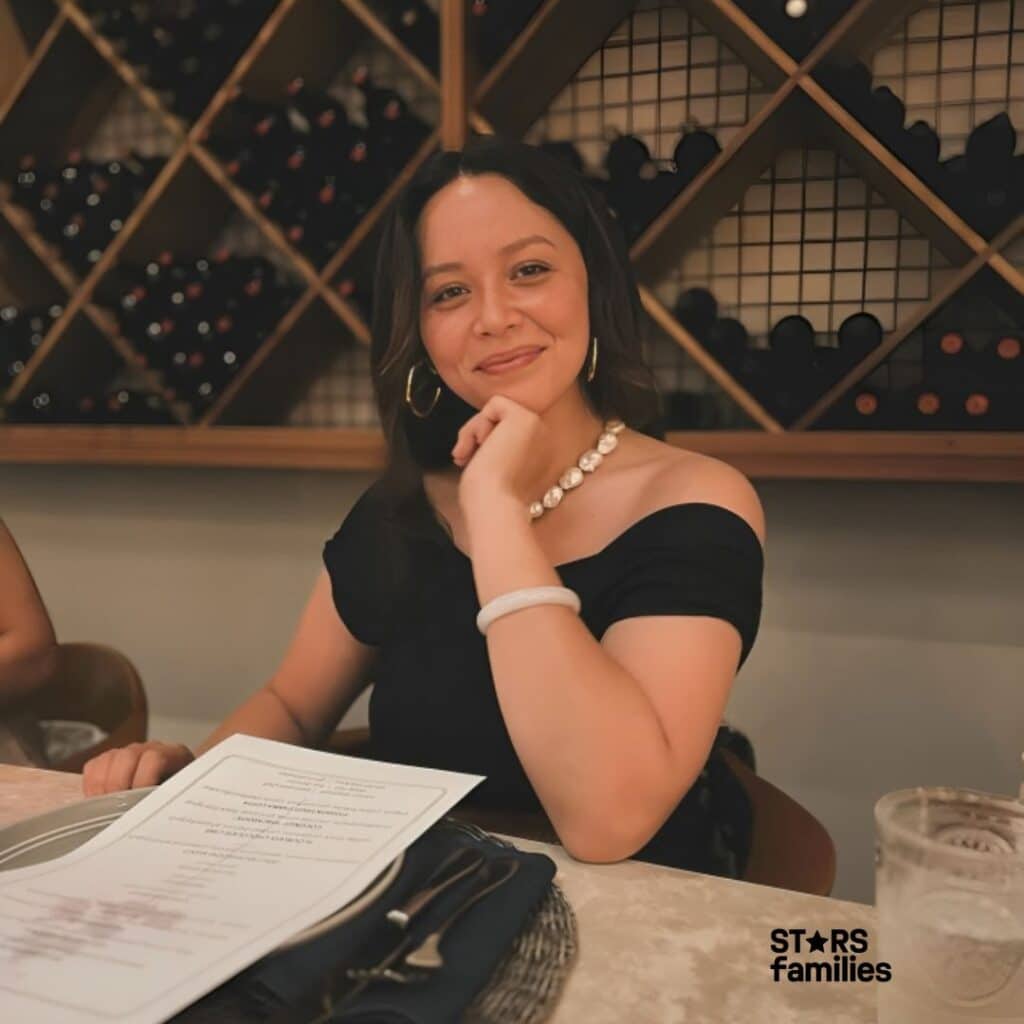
{"left": 836, "top": 312, "right": 882, "bottom": 372}
{"left": 827, "top": 387, "right": 887, "bottom": 429}
{"left": 922, "top": 323, "right": 975, "bottom": 391}
{"left": 336, "top": 275, "right": 374, "bottom": 322}
{"left": 284, "top": 77, "right": 350, "bottom": 137}
{"left": 385, "top": 1, "right": 440, "bottom": 74}
{"left": 672, "top": 130, "right": 721, "bottom": 184}
{"left": 672, "top": 288, "right": 718, "bottom": 341}
{"left": 766, "top": 315, "right": 821, "bottom": 419}
{"left": 470, "top": 0, "right": 546, "bottom": 66}
{"left": 979, "top": 332, "right": 1023, "bottom": 391}
{"left": 704, "top": 317, "right": 749, "bottom": 372}
{"left": 539, "top": 140, "right": 584, "bottom": 174}
{"left": 352, "top": 67, "right": 430, "bottom": 176}
{"left": 603, "top": 134, "right": 657, "bottom": 242}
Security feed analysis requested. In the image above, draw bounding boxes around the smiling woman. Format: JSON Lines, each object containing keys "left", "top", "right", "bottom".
{"left": 81, "top": 138, "right": 767, "bottom": 883}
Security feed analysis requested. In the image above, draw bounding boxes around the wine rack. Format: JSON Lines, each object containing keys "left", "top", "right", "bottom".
{"left": 0, "top": 0, "right": 1021, "bottom": 481}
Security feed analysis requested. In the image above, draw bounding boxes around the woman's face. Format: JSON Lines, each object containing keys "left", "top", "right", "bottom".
{"left": 416, "top": 173, "right": 591, "bottom": 413}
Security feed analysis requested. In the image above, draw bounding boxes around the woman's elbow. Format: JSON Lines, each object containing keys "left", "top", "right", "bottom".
{"left": 559, "top": 814, "right": 656, "bottom": 865}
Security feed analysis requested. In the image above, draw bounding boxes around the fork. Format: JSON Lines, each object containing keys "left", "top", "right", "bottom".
{"left": 385, "top": 844, "right": 485, "bottom": 929}
{"left": 345, "top": 855, "right": 521, "bottom": 981}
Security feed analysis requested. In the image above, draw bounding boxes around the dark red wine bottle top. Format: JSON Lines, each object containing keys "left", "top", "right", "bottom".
{"left": 939, "top": 331, "right": 964, "bottom": 356}
{"left": 855, "top": 392, "right": 878, "bottom": 416}
{"left": 996, "top": 336, "right": 1021, "bottom": 361}
{"left": 917, "top": 392, "right": 940, "bottom": 415}
{"left": 965, "top": 393, "right": 989, "bottom": 416}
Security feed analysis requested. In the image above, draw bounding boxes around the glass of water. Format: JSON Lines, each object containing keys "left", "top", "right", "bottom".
{"left": 875, "top": 787, "right": 1024, "bottom": 1023}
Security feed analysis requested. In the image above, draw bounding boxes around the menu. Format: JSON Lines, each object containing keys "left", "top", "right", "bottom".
{"left": 0, "top": 734, "right": 484, "bottom": 1023}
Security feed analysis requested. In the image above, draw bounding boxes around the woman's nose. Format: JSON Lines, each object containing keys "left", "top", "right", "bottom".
{"left": 474, "top": 283, "right": 522, "bottom": 335}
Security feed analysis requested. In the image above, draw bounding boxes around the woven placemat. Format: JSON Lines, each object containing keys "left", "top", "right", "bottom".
{"left": 444, "top": 820, "right": 579, "bottom": 1024}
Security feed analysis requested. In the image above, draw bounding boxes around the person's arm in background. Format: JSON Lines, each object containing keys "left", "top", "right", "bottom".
{"left": 0, "top": 519, "right": 58, "bottom": 704}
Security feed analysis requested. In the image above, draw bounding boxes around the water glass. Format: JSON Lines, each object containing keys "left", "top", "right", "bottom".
{"left": 875, "top": 787, "right": 1024, "bottom": 1023}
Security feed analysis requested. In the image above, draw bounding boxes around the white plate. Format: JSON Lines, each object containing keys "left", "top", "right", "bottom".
{"left": 0, "top": 787, "right": 404, "bottom": 952}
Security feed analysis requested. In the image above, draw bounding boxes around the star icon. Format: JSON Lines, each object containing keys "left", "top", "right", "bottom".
{"left": 807, "top": 930, "right": 828, "bottom": 954}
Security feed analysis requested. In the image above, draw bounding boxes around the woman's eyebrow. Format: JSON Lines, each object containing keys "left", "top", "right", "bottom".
{"left": 422, "top": 235, "right": 555, "bottom": 280}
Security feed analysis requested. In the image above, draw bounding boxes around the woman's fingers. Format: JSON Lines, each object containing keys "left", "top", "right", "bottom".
{"left": 106, "top": 745, "right": 144, "bottom": 793}
{"left": 82, "top": 750, "right": 111, "bottom": 796}
{"left": 453, "top": 415, "right": 497, "bottom": 464}
{"left": 132, "top": 748, "right": 167, "bottom": 789}
{"left": 81, "top": 742, "right": 194, "bottom": 795}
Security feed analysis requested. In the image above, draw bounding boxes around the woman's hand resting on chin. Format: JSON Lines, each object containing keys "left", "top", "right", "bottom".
{"left": 452, "top": 395, "right": 551, "bottom": 517}
{"left": 82, "top": 741, "right": 194, "bottom": 796}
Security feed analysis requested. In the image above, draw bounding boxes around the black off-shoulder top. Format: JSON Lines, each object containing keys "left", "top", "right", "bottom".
{"left": 323, "top": 479, "right": 764, "bottom": 877}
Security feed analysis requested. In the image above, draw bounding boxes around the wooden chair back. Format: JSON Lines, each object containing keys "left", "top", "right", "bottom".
{"left": 25, "top": 642, "right": 149, "bottom": 773}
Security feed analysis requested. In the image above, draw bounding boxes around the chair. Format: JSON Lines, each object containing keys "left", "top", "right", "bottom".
{"left": 719, "top": 750, "right": 836, "bottom": 896}
{"left": 328, "top": 727, "right": 836, "bottom": 895}
{"left": 22, "top": 642, "right": 149, "bottom": 773}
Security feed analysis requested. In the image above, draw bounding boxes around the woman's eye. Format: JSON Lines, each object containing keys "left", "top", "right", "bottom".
{"left": 431, "top": 285, "right": 465, "bottom": 304}
{"left": 516, "top": 262, "right": 548, "bottom": 278}
{"left": 430, "top": 264, "right": 548, "bottom": 304}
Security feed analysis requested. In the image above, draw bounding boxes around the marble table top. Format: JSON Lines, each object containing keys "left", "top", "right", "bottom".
{"left": 0, "top": 765, "right": 878, "bottom": 1023}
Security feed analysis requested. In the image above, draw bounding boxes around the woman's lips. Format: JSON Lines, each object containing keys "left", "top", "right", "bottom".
{"left": 476, "top": 348, "right": 544, "bottom": 374}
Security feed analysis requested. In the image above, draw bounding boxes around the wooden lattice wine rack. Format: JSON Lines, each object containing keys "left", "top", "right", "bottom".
{"left": 1, "top": 0, "right": 1022, "bottom": 481}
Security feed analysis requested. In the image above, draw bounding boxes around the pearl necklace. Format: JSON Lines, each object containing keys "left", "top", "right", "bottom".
{"left": 529, "top": 419, "right": 625, "bottom": 521}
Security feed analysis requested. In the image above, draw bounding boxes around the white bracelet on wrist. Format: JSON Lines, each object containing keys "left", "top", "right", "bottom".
{"left": 476, "top": 586, "right": 582, "bottom": 636}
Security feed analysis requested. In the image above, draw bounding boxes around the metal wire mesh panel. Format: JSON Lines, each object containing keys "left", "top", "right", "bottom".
{"left": 869, "top": 0, "right": 1023, "bottom": 160}
{"left": 654, "top": 146, "right": 954, "bottom": 339}
{"left": 525, "top": 0, "right": 774, "bottom": 169}
{"left": 286, "top": 339, "right": 379, "bottom": 426}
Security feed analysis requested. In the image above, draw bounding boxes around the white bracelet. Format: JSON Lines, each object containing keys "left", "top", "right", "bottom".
{"left": 476, "top": 586, "right": 582, "bottom": 636}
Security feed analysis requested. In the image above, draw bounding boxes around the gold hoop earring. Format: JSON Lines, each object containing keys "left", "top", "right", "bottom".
{"left": 586, "top": 336, "right": 598, "bottom": 383}
{"left": 405, "top": 359, "right": 441, "bottom": 418}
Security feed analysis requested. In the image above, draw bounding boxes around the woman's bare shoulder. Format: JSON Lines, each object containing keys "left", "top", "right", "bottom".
{"left": 630, "top": 438, "right": 766, "bottom": 547}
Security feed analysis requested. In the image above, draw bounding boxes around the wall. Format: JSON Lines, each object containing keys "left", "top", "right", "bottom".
{"left": 3, "top": 463, "right": 1022, "bottom": 903}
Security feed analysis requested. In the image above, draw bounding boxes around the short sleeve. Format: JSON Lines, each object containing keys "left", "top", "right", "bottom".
{"left": 598, "top": 503, "right": 764, "bottom": 668}
{"left": 322, "top": 480, "right": 397, "bottom": 646}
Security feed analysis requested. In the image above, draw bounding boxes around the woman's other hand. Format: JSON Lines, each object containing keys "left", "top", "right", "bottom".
{"left": 82, "top": 741, "right": 194, "bottom": 796}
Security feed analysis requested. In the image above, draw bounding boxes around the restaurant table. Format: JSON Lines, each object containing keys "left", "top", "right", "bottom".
{"left": 0, "top": 764, "right": 878, "bottom": 1023}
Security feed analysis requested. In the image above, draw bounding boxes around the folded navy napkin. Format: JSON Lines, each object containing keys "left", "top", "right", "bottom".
{"left": 174, "top": 819, "right": 556, "bottom": 1024}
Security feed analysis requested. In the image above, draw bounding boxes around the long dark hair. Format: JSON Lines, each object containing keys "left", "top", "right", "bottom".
{"left": 368, "top": 134, "right": 662, "bottom": 544}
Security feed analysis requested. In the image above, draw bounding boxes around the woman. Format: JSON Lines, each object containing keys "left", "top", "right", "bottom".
{"left": 83, "top": 137, "right": 765, "bottom": 877}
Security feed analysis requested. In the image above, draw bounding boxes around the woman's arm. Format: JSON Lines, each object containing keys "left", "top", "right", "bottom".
{"left": 0, "top": 519, "right": 58, "bottom": 703}
{"left": 465, "top": 460, "right": 765, "bottom": 864}
{"left": 83, "top": 569, "right": 379, "bottom": 794}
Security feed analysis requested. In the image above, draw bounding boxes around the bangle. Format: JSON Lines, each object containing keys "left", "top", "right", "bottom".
{"left": 476, "top": 586, "right": 581, "bottom": 636}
